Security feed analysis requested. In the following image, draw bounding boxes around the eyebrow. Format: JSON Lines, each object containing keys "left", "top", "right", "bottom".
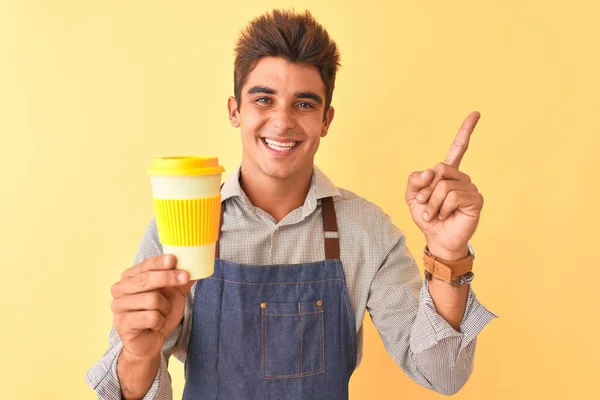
{"left": 296, "top": 91, "right": 323, "bottom": 105}
{"left": 247, "top": 86, "right": 276, "bottom": 95}
{"left": 247, "top": 86, "right": 323, "bottom": 105}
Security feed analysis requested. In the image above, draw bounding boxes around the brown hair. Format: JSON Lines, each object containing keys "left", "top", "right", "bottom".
{"left": 233, "top": 9, "right": 341, "bottom": 118}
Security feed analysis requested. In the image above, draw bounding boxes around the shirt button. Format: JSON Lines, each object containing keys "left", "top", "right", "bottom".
{"left": 261, "top": 302, "right": 267, "bottom": 309}
{"left": 317, "top": 300, "right": 323, "bottom": 307}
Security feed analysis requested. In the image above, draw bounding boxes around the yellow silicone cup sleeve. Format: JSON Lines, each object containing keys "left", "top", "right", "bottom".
{"left": 152, "top": 194, "right": 221, "bottom": 246}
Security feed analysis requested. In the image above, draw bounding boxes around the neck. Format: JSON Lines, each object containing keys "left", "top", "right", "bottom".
{"left": 239, "top": 165, "right": 312, "bottom": 223}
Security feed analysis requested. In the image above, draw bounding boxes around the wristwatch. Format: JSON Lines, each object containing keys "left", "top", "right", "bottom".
{"left": 423, "top": 243, "right": 475, "bottom": 288}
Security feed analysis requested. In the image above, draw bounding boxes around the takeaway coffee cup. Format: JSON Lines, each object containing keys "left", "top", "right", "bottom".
{"left": 148, "top": 156, "right": 224, "bottom": 280}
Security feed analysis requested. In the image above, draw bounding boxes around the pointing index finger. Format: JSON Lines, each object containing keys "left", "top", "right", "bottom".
{"left": 444, "top": 111, "right": 480, "bottom": 169}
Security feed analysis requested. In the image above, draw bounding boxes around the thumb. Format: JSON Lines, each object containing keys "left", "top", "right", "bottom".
{"left": 405, "top": 169, "right": 434, "bottom": 205}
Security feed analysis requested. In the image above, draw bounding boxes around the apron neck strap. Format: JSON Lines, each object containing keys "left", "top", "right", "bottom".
{"left": 321, "top": 196, "right": 340, "bottom": 260}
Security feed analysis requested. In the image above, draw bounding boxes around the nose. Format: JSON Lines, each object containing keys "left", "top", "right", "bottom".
{"left": 268, "top": 106, "right": 296, "bottom": 135}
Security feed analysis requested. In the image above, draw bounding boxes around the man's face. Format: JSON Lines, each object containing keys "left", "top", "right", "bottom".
{"left": 228, "top": 56, "right": 334, "bottom": 181}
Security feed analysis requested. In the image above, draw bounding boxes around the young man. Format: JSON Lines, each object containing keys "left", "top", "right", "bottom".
{"left": 87, "top": 9, "right": 495, "bottom": 400}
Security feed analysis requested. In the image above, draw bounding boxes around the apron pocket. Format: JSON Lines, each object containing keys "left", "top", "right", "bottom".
{"left": 260, "top": 299, "right": 325, "bottom": 379}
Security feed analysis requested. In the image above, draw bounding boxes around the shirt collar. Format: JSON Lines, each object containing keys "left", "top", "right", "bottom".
{"left": 220, "top": 164, "right": 342, "bottom": 216}
{"left": 220, "top": 164, "right": 245, "bottom": 203}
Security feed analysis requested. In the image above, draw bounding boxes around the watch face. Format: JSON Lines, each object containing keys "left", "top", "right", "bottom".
{"left": 467, "top": 242, "right": 475, "bottom": 263}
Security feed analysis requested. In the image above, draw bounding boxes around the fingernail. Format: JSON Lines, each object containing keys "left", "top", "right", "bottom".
{"left": 438, "top": 214, "right": 443, "bottom": 220}
{"left": 422, "top": 212, "right": 429, "bottom": 220}
{"left": 177, "top": 272, "right": 187, "bottom": 283}
{"left": 420, "top": 171, "right": 427, "bottom": 180}
{"left": 164, "top": 255, "right": 172, "bottom": 266}
{"left": 417, "top": 193, "right": 424, "bottom": 202}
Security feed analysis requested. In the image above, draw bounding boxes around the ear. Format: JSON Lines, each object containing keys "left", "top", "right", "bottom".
{"left": 228, "top": 96, "right": 240, "bottom": 128}
{"left": 321, "top": 106, "right": 335, "bottom": 138}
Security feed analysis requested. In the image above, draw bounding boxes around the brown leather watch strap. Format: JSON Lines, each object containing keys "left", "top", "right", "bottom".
{"left": 423, "top": 249, "right": 474, "bottom": 284}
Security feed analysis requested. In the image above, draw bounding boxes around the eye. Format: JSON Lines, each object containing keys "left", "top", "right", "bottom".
{"left": 255, "top": 97, "right": 272, "bottom": 104}
{"left": 297, "top": 102, "right": 314, "bottom": 109}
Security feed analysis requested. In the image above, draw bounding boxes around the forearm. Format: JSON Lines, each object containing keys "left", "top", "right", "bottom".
{"left": 427, "top": 277, "right": 468, "bottom": 330}
{"left": 425, "top": 242, "right": 469, "bottom": 331}
{"left": 117, "top": 350, "right": 160, "bottom": 400}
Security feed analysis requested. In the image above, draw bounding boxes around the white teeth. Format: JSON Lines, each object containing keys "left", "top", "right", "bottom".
{"left": 264, "top": 138, "right": 298, "bottom": 150}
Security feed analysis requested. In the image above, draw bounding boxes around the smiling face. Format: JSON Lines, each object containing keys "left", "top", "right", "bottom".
{"left": 228, "top": 56, "right": 335, "bottom": 182}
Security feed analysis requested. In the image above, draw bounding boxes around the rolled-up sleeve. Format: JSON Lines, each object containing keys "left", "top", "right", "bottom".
{"left": 84, "top": 327, "right": 173, "bottom": 400}
{"left": 366, "top": 214, "right": 497, "bottom": 395}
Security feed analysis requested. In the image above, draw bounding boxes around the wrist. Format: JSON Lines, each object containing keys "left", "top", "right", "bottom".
{"left": 423, "top": 241, "right": 474, "bottom": 289}
{"left": 425, "top": 241, "right": 469, "bottom": 261}
{"left": 121, "top": 346, "right": 162, "bottom": 364}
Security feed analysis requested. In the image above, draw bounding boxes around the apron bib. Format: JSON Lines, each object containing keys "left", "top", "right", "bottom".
{"left": 182, "top": 197, "right": 357, "bottom": 400}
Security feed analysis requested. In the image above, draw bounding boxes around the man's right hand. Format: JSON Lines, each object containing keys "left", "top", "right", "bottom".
{"left": 111, "top": 254, "right": 194, "bottom": 361}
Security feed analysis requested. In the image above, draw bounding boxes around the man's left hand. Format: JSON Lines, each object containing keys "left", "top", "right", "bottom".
{"left": 405, "top": 111, "right": 484, "bottom": 260}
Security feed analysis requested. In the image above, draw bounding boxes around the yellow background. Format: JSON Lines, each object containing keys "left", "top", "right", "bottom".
{"left": 1, "top": 0, "right": 598, "bottom": 398}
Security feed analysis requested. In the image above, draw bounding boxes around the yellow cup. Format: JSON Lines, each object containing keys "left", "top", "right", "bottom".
{"left": 147, "top": 156, "right": 225, "bottom": 280}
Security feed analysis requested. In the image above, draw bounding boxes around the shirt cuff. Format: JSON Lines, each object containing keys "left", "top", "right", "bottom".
{"left": 85, "top": 341, "right": 171, "bottom": 400}
{"left": 410, "top": 280, "right": 497, "bottom": 360}
{"left": 85, "top": 342, "right": 124, "bottom": 399}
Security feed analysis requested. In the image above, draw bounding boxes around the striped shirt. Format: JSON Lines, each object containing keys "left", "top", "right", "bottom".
{"left": 86, "top": 165, "right": 496, "bottom": 399}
